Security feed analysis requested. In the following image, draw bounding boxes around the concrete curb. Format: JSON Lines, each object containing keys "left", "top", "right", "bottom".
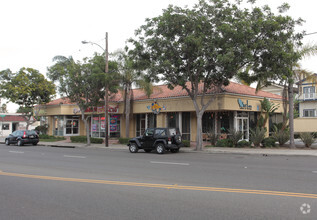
{"left": 2, "top": 140, "right": 317, "bottom": 157}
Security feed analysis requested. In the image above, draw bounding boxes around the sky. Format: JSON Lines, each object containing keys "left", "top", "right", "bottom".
{"left": 1, "top": 0, "right": 317, "bottom": 112}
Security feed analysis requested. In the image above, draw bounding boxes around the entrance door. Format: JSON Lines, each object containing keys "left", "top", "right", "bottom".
{"left": 65, "top": 117, "right": 79, "bottom": 135}
{"left": 237, "top": 117, "right": 249, "bottom": 140}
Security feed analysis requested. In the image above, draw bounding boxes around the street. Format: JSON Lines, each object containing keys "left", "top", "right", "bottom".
{"left": 0, "top": 144, "right": 316, "bottom": 220}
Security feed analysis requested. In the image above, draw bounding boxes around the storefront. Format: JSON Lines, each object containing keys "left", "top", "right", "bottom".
{"left": 41, "top": 82, "right": 284, "bottom": 141}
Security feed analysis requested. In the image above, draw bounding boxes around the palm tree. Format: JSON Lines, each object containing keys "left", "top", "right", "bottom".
{"left": 113, "top": 50, "right": 154, "bottom": 138}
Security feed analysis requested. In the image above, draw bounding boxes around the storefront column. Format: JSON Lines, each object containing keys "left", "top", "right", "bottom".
{"left": 156, "top": 113, "right": 166, "bottom": 127}
{"left": 214, "top": 112, "right": 218, "bottom": 135}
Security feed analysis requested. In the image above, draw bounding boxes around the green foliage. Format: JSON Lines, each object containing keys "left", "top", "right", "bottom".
{"left": 237, "top": 140, "right": 251, "bottom": 148}
{"left": 262, "top": 137, "right": 277, "bottom": 148}
{"left": 299, "top": 132, "right": 315, "bottom": 148}
{"left": 39, "top": 135, "right": 65, "bottom": 141}
{"left": 70, "top": 136, "right": 103, "bottom": 144}
{"left": 0, "top": 68, "right": 55, "bottom": 122}
{"left": 250, "top": 127, "right": 266, "bottom": 147}
{"left": 35, "top": 124, "right": 49, "bottom": 135}
{"left": 228, "top": 129, "right": 243, "bottom": 147}
{"left": 216, "top": 139, "right": 233, "bottom": 148}
{"left": 119, "top": 138, "right": 130, "bottom": 145}
{"left": 257, "top": 98, "right": 280, "bottom": 128}
{"left": 128, "top": 0, "right": 302, "bottom": 151}
{"left": 272, "top": 126, "right": 290, "bottom": 146}
{"left": 206, "top": 131, "right": 218, "bottom": 146}
{"left": 182, "top": 140, "right": 191, "bottom": 148}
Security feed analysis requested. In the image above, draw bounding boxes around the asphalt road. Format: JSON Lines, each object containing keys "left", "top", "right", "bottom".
{"left": 0, "top": 144, "right": 316, "bottom": 220}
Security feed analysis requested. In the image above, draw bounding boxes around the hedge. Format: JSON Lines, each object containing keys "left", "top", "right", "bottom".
{"left": 70, "top": 136, "right": 103, "bottom": 144}
{"left": 119, "top": 138, "right": 130, "bottom": 145}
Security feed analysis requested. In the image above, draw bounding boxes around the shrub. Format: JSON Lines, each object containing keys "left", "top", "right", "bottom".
{"left": 228, "top": 129, "right": 243, "bottom": 148}
{"left": 273, "top": 130, "right": 289, "bottom": 146}
{"left": 216, "top": 139, "right": 233, "bottom": 148}
{"left": 182, "top": 140, "right": 191, "bottom": 147}
{"left": 206, "top": 132, "right": 218, "bottom": 146}
{"left": 119, "top": 138, "right": 130, "bottom": 145}
{"left": 237, "top": 140, "right": 250, "bottom": 148}
{"left": 70, "top": 136, "right": 103, "bottom": 144}
{"left": 262, "top": 137, "right": 276, "bottom": 148}
{"left": 299, "top": 132, "right": 315, "bottom": 148}
{"left": 39, "top": 134, "right": 65, "bottom": 141}
{"left": 35, "top": 124, "right": 48, "bottom": 135}
{"left": 250, "top": 127, "right": 266, "bottom": 147}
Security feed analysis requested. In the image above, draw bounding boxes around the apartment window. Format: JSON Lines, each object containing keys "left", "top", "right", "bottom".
{"left": 303, "top": 86, "right": 315, "bottom": 99}
{"left": 303, "top": 109, "right": 316, "bottom": 117}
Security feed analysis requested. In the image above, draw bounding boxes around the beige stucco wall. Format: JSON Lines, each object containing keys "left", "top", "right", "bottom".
{"left": 294, "top": 118, "right": 317, "bottom": 132}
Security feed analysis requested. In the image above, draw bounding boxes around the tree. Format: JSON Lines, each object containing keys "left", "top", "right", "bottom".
{"left": 0, "top": 68, "right": 55, "bottom": 129}
{"left": 47, "top": 54, "right": 119, "bottom": 146}
{"left": 113, "top": 49, "right": 153, "bottom": 138}
{"left": 128, "top": 0, "right": 303, "bottom": 150}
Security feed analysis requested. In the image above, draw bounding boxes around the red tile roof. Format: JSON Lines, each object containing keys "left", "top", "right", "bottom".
{"left": 1, "top": 115, "right": 27, "bottom": 122}
{"left": 46, "top": 81, "right": 282, "bottom": 106}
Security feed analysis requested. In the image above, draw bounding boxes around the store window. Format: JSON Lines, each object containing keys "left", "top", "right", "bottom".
{"left": 2, "top": 124, "right": 9, "bottom": 130}
{"left": 91, "top": 115, "right": 121, "bottom": 138}
{"left": 167, "top": 112, "right": 179, "bottom": 128}
{"left": 202, "top": 112, "right": 214, "bottom": 133}
{"left": 53, "top": 116, "right": 64, "bottom": 136}
{"left": 110, "top": 115, "right": 120, "bottom": 138}
{"left": 182, "top": 112, "right": 191, "bottom": 141}
{"left": 136, "top": 114, "right": 146, "bottom": 136}
{"left": 147, "top": 113, "right": 157, "bottom": 128}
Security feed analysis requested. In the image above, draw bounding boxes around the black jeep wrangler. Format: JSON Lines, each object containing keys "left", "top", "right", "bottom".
{"left": 127, "top": 128, "right": 183, "bottom": 154}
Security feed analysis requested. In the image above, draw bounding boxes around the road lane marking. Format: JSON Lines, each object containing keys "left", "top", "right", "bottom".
{"left": 9, "top": 151, "right": 24, "bottom": 154}
{"left": 0, "top": 170, "right": 316, "bottom": 199}
{"left": 150, "top": 161, "right": 189, "bottom": 166}
{"left": 63, "top": 155, "right": 86, "bottom": 159}
{"left": 313, "top": 171, "right": 317, "bottom": 173}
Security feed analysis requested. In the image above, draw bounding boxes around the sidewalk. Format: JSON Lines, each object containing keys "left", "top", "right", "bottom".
{"left": 1, "top": 137, "right": 317, "bottom": 157}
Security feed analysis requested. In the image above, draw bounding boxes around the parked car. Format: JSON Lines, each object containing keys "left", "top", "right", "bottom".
{"left": 5, "top": 130, "right": 39, "bottom": 146}
{"left": 127, "top": 127, "right": 183, "bottom": 154}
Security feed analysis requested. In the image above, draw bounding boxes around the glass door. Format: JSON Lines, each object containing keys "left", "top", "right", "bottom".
{"left": 65, "top": 116, "right": 79, "bottom": 135}
{"left": 237, "top": 117, "right": 249, "bottom": 140}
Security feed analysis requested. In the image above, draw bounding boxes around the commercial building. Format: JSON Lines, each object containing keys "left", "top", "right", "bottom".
{"left": 39, "top": 82, "right": 284, "bottom": 141}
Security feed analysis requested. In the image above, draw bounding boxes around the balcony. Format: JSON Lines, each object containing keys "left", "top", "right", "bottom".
{"left": 298, "top": 93, "right": 317, "bottom": 101}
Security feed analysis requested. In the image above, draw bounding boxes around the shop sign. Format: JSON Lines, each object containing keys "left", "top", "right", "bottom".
{"left": 237, "top": 99, "right": 252, "bottom": 110}
{"left": 85, "top": 105, "right": 119, "bottom": 113}
{"left": 147, "top": 100, "right": 166, "bottom": 114}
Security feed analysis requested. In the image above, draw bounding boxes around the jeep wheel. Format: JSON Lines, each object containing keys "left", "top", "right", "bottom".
{"left": 144, "top": 149, "right": 152, "bottom": 153}
{"left": 5, "top": 139, "right": 10, "bottom": 145}
{"left": 129, "top": 143, "right": 138, "bottom": 153}
{"left": 156, "top": 143, "right": 165, "bottom": 154}
{"left": 170, "top": 148, "right": 179, "bottom": 153}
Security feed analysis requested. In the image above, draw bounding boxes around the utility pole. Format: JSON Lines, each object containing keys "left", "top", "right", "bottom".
{"left": 82, "top": 32, "right": 110, "bottom": 147}
{"left": 105, "top": 32, "right": 109, "bottom": 147}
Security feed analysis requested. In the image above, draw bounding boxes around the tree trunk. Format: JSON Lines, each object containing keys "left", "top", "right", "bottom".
{"left": 195, "top": 111, "right": 204, "bottom": 151}
{"left": 281, "top": 83, "right": 288, "bottom": 131}
{"left": 125, "top": 85, "right": 131, "bottom": 138}
{"left": 82, "top": 113, "right": 91, "bottom": 146}
{"left": 288, "top": 82, "right": 295, "bottom": 148}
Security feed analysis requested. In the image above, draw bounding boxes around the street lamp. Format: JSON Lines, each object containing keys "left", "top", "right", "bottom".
{"left": 82, "top": 32, "right": 109, "bottom": 147}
